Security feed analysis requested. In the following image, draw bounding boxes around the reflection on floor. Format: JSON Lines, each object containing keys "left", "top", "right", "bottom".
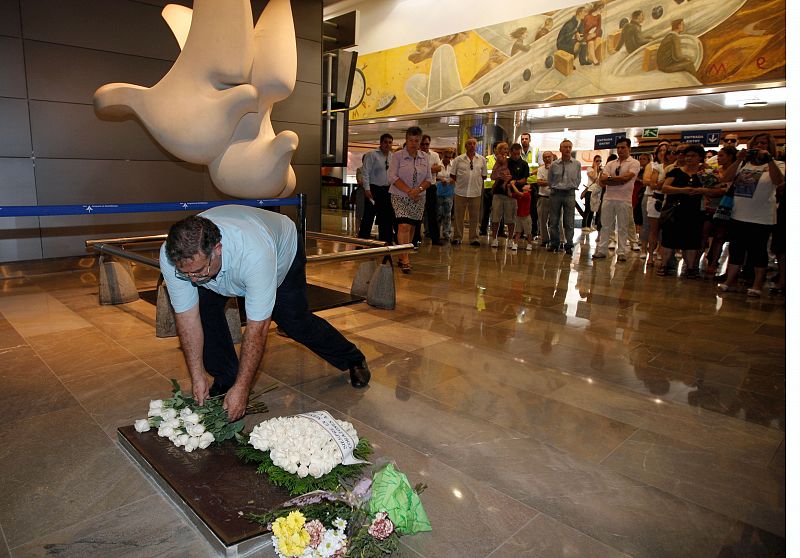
{"left": 0, "top": 225, "right": 785, "bottom": 557}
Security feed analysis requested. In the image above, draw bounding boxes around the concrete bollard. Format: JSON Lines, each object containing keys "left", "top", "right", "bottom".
{"left": 350, "top": 259, "right": 377, "bottom": 298}
{"left": 98, "top": 256, "right": 139, "bottom": 305}
{"left": 366, "top": 257, "right": 395, "bottom": 310}
{"left": 155, "top": 281, "right": 177, "bottom": 338}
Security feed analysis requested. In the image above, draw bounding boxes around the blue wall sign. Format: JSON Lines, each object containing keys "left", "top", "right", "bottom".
{"left": 594, "top": 132, "right": 627, "bottom": 150}
{"left": 680, "top": 129, "right": 723, "bottom": 146}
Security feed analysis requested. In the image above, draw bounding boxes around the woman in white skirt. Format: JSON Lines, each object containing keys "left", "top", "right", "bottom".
{"left": 643, "top": 141, "right": 669, "bottom": 264}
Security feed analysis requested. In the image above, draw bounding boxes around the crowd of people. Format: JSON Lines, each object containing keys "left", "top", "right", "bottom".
{"left": 353, "top": 127, "right": 786, "bottom": 296}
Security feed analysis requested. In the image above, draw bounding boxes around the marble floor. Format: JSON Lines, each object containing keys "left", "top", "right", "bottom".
{"left": 0, "top": 219, "right": 786, "bottom": 557}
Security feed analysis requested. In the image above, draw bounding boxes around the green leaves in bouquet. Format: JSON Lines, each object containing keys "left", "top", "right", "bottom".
{"left": 348, "top": 526, "right": 400, "bottom": 557}
{"left": 249, "top": 500, "right": 352, "bottom": 528}
{"left": 236, "top": 436, "right": 373, "bottom": 496}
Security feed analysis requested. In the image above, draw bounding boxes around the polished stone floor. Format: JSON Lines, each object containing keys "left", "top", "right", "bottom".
{"left": 0, "top": 215, "right": 786, "bottom": 557}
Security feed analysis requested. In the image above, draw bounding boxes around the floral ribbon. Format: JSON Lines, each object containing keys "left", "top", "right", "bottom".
{"left": 299, "top": 411, "right": 369, "bottom": 465}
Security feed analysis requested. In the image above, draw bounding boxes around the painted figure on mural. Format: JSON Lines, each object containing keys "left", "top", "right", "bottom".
{"left": 657, "top": 18, "right": 697, "bottom": 74}
{"left": 534, "top": 18, "right": 554, "bottom": 41}
{"left": 581, "top": 2, "right": 604, "bottom": 65}
{"left": 621, "top": 10, "right": 653, "bottom": 53}
{"left": 556, "top": 6, "right": 588, "bottom": 65}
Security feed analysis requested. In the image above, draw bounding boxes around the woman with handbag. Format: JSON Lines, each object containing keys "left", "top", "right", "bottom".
{"left": 702, "top": 146, "right": 737, "bottom": 276}
{"left": 657, "top": 144, "right": 708, "bottom": 278}
{"left": 717, "top": 133, "right": 785, "bottom": 297}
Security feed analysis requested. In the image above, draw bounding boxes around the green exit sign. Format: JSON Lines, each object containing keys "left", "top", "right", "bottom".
{"left": 643, "top": 128, "right": 659, "bottom": 138}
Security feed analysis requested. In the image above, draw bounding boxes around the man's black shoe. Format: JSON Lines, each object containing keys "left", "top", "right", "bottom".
{"left": 470, "top": 240, "right": 481, "bottom": 246}
{"left": 565, "top": 248, "right": 573, "bottom": 255}
{"left": 451, "top": 239, "right": 461, "bottom": 245}
{"left": 432, "top": 240, "right": 444, "bottom": 245}
{"left": 714, "top": 273, "right": 727, "bottom": 282}
{"left": 349, "top": 360, "right": 371, "bottom": 388}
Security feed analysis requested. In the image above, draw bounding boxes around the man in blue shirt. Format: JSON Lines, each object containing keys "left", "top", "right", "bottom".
{"left": 160, "top": 205, "right": 370, "bottom": 421}
{"left": 547, "top": 139, "right": 582, "bottom": 255}
{"left": 358, "top": 133, "right": 394, "bottom": 243}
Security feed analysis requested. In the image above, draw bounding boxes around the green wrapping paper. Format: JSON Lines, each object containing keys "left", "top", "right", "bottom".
{"left": 369, "top": 463, "right": 432, "bottom": 534}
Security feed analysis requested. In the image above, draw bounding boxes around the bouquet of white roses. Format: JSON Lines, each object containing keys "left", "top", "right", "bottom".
{"left": 133, "top": 379, "right": 272, "bottom": 453}
{"left": 237, "top": 411, "right": 372, "bottom": 495}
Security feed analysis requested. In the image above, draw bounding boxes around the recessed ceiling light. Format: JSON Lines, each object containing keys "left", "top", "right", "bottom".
{"left": 660, "top": 96, "right": 687, "bottom": 110}
{"left": 448, "top": 124, "right": 459, "bottom": 127}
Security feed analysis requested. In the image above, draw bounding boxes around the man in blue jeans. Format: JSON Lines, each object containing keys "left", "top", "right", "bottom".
{"left": 160, "top": 205, "right": 370, "bottom": 421}
{"left": 547, "top": 139, "right": 582, "bottom": 255}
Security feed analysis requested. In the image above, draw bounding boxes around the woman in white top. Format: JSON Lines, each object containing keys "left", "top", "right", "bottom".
{"left": 581, "top": 154, "right": 602, "bottom": 231}
{"left": 643, "top": 141, "right": 669, "bottom": 264}
{"left": 717, "top": 133, "right": 785, "bottom": 297}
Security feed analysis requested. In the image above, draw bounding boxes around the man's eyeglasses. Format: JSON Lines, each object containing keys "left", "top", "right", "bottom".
{"left": 175, "top": 251, "right": 215, "bottom": 281}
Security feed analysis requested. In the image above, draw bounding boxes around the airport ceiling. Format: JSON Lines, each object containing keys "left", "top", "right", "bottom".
{"left": 348, "top": 85, "right": 786, "bottom": 146}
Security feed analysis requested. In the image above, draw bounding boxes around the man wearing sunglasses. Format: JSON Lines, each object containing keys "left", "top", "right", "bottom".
{"left": 594, "top": 137, "right": 640, "bottom": 261}
{"left": 160, "top": 205, "right": 371, "bottom": 421}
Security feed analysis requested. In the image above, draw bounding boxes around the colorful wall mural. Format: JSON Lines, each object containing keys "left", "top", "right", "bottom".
{"left": 349, "top": 0, "right": 785, "bottom": 121}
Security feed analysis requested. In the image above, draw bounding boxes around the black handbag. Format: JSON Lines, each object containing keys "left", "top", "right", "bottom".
{"left": 658, "top": 201, "right": 680, "bottom": 226}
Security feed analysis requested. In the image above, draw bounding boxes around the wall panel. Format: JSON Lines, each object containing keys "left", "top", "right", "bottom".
{"left": 0, "top": 98, "right": 31, "bottom": 157}
{"left": 21, "top": 0, "right": 179, "bottom": 60}
{"left": 274, "top": 121, "right": 320, "bottom": 165}
{"left": 0, "top": 0, "right": 21, "bottom": 37}
{"left": 25, "top": 41, "right": 171, "bottom": 104}
{"left": 29, "top": 101, "right": 173, "bottom": 160}
{"left": 0, "top": 37, "right": 26, "bottom": 98}
{"left": 0, "top": 158, "right": 40, "bottom": 262}
{"left": 272, "top": 80, "right": 322, "bottom": 126}
{"left": 34, "top": 159, "right": 210, "bottom": 205}
{"left": 296, "top": 38, "right": 321, "bottom": 85}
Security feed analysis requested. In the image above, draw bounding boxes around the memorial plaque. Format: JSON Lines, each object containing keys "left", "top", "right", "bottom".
{"left": 118, "top": 425, "right": 288, "bottom": 556}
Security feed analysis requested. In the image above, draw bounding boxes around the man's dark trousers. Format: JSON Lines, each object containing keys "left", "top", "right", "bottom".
{"left": 358, "top": 185, "right": 394, "bottom": 243}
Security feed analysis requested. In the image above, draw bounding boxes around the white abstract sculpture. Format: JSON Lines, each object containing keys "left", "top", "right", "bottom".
{"left": 94, "top": 0, "right": 299, "bottom": 198}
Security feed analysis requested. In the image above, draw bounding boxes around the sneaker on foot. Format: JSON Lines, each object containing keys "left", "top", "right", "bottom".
{"left": 632, "top": 242, "right": 641, "bottom": 252}
{"left": 491, "top": 238, "right": 499, "bottom": 248}
{"left": 526, "top": 243, "right": 533, "bottom": 251}
{"left": 510, "top": 241, "right": 518, "bottom": 250}
{"left": 617, "top": 254, "right": 627, "bottom": 262}
{"left": 609, "top": 241, "right": 617, "bottom": 250}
